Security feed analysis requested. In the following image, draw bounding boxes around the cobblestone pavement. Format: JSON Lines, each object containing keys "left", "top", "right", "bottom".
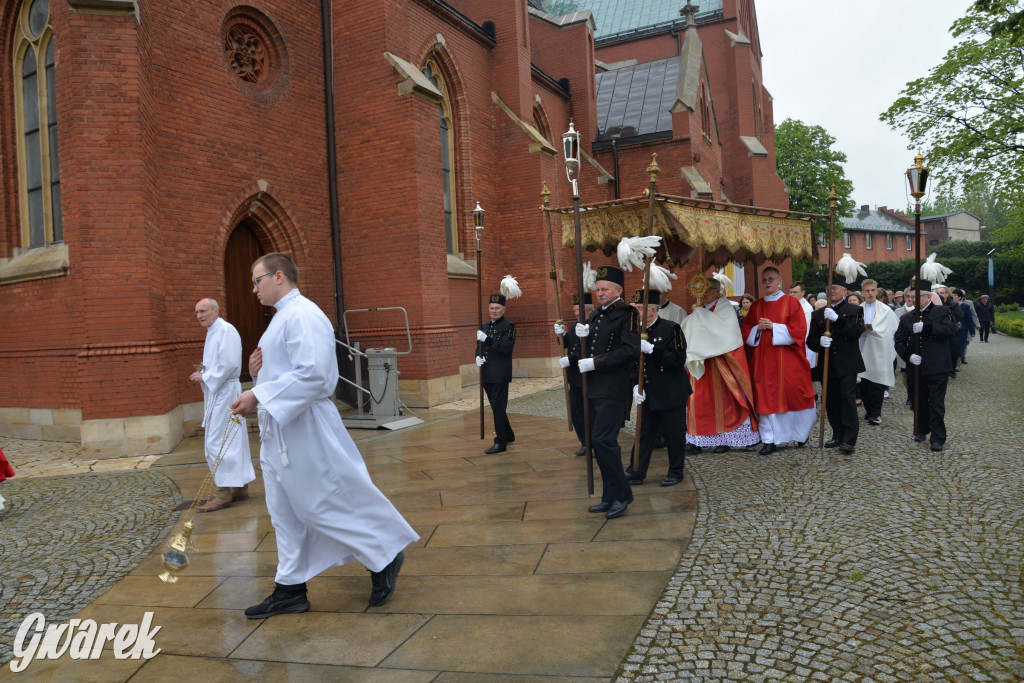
{"left": 0, "top": 471, "right": 181, "bottom": 665}
{"left": 0, "top": 436, "right": 162, "bottom": 479}
{"left": 511, "top": 334, "right": 1024, "bottom": 681}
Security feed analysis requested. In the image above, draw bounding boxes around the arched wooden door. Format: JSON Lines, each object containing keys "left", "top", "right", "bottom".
{"left": 224, "top": 221, "right": 269, "bottom": 382}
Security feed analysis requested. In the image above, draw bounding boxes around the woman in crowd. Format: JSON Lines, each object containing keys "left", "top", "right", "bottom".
{"left": 952, "top": 288, "right": 976, "bottom": 368}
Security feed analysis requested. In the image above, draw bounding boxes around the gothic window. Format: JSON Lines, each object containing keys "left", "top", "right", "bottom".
{"left": 752, "top": 82, "right": 763, "bottom": 141}
{"left": 423, "top": 60, "right": 458, "bottom": 254}
{"left": 14, "top": 0, "right": 61, "bottom": 248}
{"left": 699, "top": 84, "right": 711, "bottom": 140}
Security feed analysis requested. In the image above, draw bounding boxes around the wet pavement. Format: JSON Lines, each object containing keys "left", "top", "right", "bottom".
{"left": 0, "top": 333, "right": 1022, "bottom": 680}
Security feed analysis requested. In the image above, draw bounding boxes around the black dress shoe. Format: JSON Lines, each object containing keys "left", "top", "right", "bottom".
{"left": 867, "top": 416, "right": 881, "bottom": 425}
{"left": 605, "top": 500, "right": 629, "bottom": 519}
{"left": 588, "top": 501, "right": 611, "bottom": 513}
{"left": 914, "top": 434, "right": 927, "bottom": 443}
{"left": 685, "top": 443, "right": 703, "bottom": 455}
{"left": 245, "top": 583, "right": 310, "bottom": 619}
{"left": 839, "top": 443, "right": 855, "bottom": 453}
{"left": 906, "top": 399, "right": 914, "bottom": 409}
{"left": 369, "top": 551, "right": 404, "bottom": 606}
{"left": 758, "top": 443, "right": 778, "bottom": 455}
{"left": 712, "top": 445, "right": 730, "bottom": 453}
{"left": 931, "top": 442, "right": 944, "bottom": 452}
{"left": 575, "top": 446, "right": 587, "bottom": 456}
{"left": 824, "top": 439, "right": 840, "bottom": 448}
{"left": 660, "top": 475, "right": 682, "bottom": 487}
{"left": 484, "top": 442, "right": 506, "bottom": 454}
{"left": 626, "top": 474, "right": 644, "bottom": 485}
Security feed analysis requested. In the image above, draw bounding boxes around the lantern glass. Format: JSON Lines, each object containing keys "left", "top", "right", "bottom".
{"left": 473, "top": 202, "right": 485, "bottom": 230}
{"left": 562, "top": 122, "right": 581, "bottom": 177}
{"left": 906, "top": 154, "right": 929, "bottom": 200}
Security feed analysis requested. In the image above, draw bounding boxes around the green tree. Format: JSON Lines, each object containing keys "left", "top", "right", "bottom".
{"left": 774, "top": 118, "right": 856, "bottom": 244}
{"left": 880, "top": 4, "right": 1024, "bottom": 198}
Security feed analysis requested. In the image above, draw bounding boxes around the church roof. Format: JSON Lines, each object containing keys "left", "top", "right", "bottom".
{"left": 568, "top": 0, "right": 724, "bottom": 40}
{"left": 594, "top": 55, "right": 678, "bottom": 146}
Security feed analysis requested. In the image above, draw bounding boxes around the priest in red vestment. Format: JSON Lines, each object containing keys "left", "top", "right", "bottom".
{"left": 682, "top": 273, "right": 760, "bottom": 453}
{"left": 0, "top": 447, "right": 14, "bottom": 512}
{"left": 740, "top": 266, "right": 817, "bottom": 454}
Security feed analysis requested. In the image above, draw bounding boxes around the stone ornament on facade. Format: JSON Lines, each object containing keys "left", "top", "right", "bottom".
{"left": 225, "top": 24, "right": 267, "bottom": 84}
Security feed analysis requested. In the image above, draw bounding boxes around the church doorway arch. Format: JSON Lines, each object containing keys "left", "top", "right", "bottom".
{"left": 223, "top": 220, "right": 269, "bottom": 381}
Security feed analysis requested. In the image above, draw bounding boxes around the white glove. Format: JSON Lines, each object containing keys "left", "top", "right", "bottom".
{"left": 475, "top": 355, "right": 486, "bottom": 367}
{"left": 632, "top": 385, "right": 646, "bottom": 405}
{"left": 909, "top": 354, "right": 922, "bottom": 365}
{"left": 640, "top": 339, "right": 654, "bottom": 354}
{"left": 578, "top": 357, "right": 595, "bottom": 373}
{"left": 554, "top": 323, "right": 565, "bottom": 336}
{"left": 575, "top": 323, "right": 590, "bottom": 338}
{"left": 819, "top": 335, "right": 832, "bottom": 348}
{"left": 476, "top": 330, "right": 488, "bottom": 342}
{"left": 558, "top": 356, "right": 571, "bottom": 369}
{"left": 823, "top": 307, "right": 838, "bottom": 322}
{"left": 912, "top": 321, "right": 924, "bottom": 334}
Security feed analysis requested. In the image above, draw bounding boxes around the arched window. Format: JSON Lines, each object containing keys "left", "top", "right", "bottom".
{"left": 423, "top": 59, "right": 458, "bottom": 255}
{"left": 699, "top": 84, "right": 711, "bottom": 140}
{"left": 14, "top": 0, "right": 62, "bottom": 249}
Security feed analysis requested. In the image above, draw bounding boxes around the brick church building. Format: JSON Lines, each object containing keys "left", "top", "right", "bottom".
{"left": 0, "top": 0, "right": 796, "bottom": 456}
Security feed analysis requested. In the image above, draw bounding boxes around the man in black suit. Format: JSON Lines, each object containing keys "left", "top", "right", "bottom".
{"left": 806, "top": 280, "right": 865, "bottom": 453}
{"left": 626, "top": 289, "right": 690, "bottom": 486}
{"left": 894, "top": 287, "right": 957, "bottom": 451}
{"left": 576, "top": 265, "right": 639, "bottom": 519}
{"left": 476, "top": 292, "right": 516, "bottom": 454}
{"left": 556, "top": 293, "right": 593, "bottom": 456}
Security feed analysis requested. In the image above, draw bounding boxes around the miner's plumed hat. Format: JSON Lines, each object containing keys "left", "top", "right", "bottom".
{"left": 595, "top": 264, "right": 624, "bottom": 286}
{"left": 489, "top": 293, "right": 507, "bottom": 306}
{"left": 630, "top": 288, "right": 661, "bottom": 306}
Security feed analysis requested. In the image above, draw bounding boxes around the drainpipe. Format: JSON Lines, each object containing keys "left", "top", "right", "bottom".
{"left": 611, "top": 138, "right": 621, "bottom": 200}
{"left": 320, "top": 0, "right": 348, "bottom": 395}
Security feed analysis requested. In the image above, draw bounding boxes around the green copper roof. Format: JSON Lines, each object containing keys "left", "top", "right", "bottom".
{"left": 536, "top": 0, "right": 723, "bottom": 39}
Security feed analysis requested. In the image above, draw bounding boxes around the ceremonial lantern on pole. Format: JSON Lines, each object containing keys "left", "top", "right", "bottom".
{"left": 562, "top": 121, "right": 593, "bottom": 494}
{"left": 474, "top": 201, "right": 486, "bottom": 440}
{"left": 906, "top": 153, "right": 928, "bottom": 437}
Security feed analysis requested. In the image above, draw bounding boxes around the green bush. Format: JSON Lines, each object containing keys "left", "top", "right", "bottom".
{"left": 995, "top": 314, "right": 1024, "bottom": 338}
{"left": 994, "top": 302, "right": 1020, "bottom": 313}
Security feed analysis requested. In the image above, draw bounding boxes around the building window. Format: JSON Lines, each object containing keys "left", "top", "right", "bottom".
{"left": 699, "top": 84, "right": 711, "bottom": 140}
{"left": 14, "top": 0, "right": 62, "bottom": 249}
{"left": 751, "top": 82, "right": 763, "bottom": 141}
{"left": 865, "top": 233, "right": 873, "bottom": 250}
{"left": 817, "top": 232, "right": 826, "bottom": 248}
{"left": 844, "top": 231, "right": 851, "bottom": 249}
{"left": 423, "top": 60, "right": 458, "bottom": 254}
{"left": 906, "top": 235, "right": 912, "bottom": 250}
{"left": 886, "top": 234, "right": 893, "bottom": 250}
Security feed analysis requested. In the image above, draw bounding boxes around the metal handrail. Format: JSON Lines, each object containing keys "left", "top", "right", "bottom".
{"left": 342, "top": 307, "right": 413, "bottom": 355}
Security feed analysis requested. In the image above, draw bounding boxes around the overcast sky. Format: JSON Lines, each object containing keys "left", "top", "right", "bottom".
{"left": 757, "top": 0, "right": 971, "bottom": 212}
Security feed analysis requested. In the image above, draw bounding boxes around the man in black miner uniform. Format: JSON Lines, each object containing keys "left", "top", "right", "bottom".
{"left": 556, "top": 293, "right": 593, "bottom": 456}
{"left": 625, "top": 289, "right": 691, "bottom": 486}
{"left": 806, "top": 279, "right": 865, "bottom": 453}
{"left": 575, "top": 265, "right": 640, "bottom": 519}
{"left": 476, "top": 292, "right": 516, "bottom": 454}
{"left": 894, "top": 287, "right": 957, "bottom": 452}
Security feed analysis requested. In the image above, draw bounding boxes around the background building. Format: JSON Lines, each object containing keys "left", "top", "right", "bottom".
{"left": 0, "top": 0, "right": 793, "bottom": 455}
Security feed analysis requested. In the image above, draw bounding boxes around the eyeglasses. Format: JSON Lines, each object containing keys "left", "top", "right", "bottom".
{"left": 253, "top": 272, "right": 275, "bottom": 288}
{"left": 761, "top": 277, "right": 778, "bottom": 283}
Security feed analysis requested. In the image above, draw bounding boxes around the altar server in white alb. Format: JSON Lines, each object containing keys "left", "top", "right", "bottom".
{"left": 190, "top": 298, "right": 255, "bottom": 512}
{"left": 231, "top": 253, "right": 418, "bottom": 620}
{"left": 856, "top": 279, "right": 898, "bottom": 425}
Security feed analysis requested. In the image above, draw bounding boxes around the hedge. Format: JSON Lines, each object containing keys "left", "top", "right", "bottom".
{"left": 995, "top": 314, "right": 1024, "bottom": 338}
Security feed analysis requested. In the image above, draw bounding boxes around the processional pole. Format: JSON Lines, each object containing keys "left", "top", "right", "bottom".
{"left": 631, "top": 154, "right": 661, "bottom": 470}
{"left": 817, "top": 187, "right": 839, "bottom": 449}
{"left": 906, "top": 153, "right": 929, "bottom": 438}
{"left": 562, "top": 121, "right": 594, "bottom": 494}
{"left": 474, "top": 202, "right": 486, "bottom": 440}
{"left": 540, "top": 183, "right": 574, "bottom": 432}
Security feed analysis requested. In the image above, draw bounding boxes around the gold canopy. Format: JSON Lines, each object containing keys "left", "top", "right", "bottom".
{"left": 556, "top": 194, "right": 821, "bottom": 265}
